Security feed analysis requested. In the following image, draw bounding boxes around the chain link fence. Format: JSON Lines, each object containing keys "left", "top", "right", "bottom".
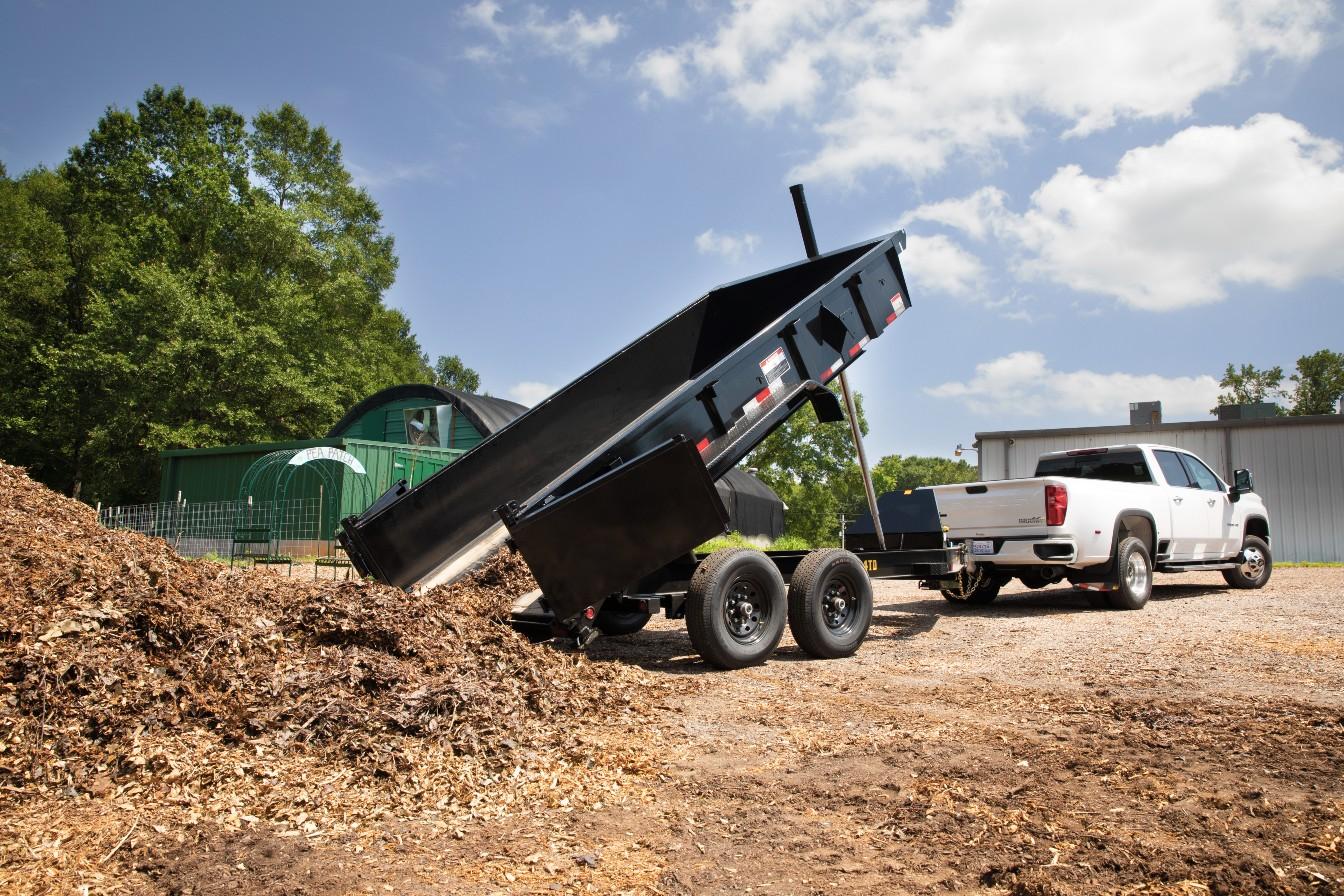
{"left": 98, "top": 498, "right": 327, "bottom": 559}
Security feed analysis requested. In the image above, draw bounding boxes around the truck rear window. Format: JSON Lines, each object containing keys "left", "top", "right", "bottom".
{"left": 1034, "top": 450, "right": 1153, "bottom": 483}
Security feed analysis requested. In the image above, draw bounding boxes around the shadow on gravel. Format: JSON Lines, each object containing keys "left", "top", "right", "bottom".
{"left": 877, "top": 582, "right": 1232, "bottom": 621}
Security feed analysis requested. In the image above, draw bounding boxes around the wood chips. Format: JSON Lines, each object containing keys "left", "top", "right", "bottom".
{"left": 0, "top": 461, "right": 663, "bottom": 894}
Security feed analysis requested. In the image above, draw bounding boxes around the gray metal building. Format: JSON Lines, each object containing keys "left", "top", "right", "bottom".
{"left": 974, "top": 414, "right": 1344, "bottom": 562}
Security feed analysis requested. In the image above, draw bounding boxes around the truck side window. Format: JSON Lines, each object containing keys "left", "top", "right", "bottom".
{"left": 1178, "top": 454, "right": 1222, "bottom": 491}
{"left": 1154, "top": 450, "right": 1192, "bottom": 488}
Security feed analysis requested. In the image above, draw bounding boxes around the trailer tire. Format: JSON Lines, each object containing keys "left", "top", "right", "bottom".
{"left": 1107, "top": 536, "right": 1152, "bottom": 610}
{"left": 787, "top": 549, "right": 873, "bottom": 659}
{"left": 686, "top": 549, "right": 787, "bottom": 670}
{"left": 594, "top": 600, "right": 652, "bottom": 636}
{"left": 1222, "top": 535, "right": 1272, "bottom": 590}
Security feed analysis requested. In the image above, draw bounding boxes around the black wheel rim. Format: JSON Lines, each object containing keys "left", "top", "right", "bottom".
{"left": 822, "top": 572, "right": 861, "bottom": 634}
{"left": 722, "top": 575, "right": 770, "bottom": 645}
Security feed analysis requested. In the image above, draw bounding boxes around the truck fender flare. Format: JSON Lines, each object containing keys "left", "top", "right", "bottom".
{"left": 1242, "top": 515, "right": 1270, "bottom": 543}
{"left": 1105, "top": 510, "right": 1157, "bottom": 570}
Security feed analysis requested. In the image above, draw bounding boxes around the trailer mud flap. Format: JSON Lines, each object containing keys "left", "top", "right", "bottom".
{"left": 501, "top": 436, "right": 729, "bottom": 624}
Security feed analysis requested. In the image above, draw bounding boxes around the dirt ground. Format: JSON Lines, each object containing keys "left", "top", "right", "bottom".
{"left": 106, "top": 567, "right": 1343, "bottom": 896}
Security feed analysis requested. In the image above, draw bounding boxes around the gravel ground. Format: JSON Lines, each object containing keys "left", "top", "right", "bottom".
{"left": 542, "top": 568, "right": 1344, "bottom": 895}
{"left": 21, "top": 561, "right": 1342, "bottom": 895}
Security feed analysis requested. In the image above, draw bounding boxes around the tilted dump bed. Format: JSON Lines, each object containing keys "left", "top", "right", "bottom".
{"left": 340, "top": 232, "right": 911, "bottom": 624}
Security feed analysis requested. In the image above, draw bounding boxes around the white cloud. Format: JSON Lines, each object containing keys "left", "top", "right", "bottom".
{"left": 507, "top": 381, "right": 556, "bottom": 406}
{"left": 926, "top": 351, "right": 1221, "bottom": 419}
{"left": 908, "top": 115, "right": 1344, "bottom": 310}
{"left": 493, "top": 99, "right": 566, "bottom": 134}
{"left": 903, "top": 234, "right": 986, "bottom": 297}
{"left": 637, "top": 0, "right": 1330, "bottom": 181}
{"left": 462, "top": 2, "right": 622, "bottom": 66}
{"left": 695, "top": 228, "right": 761, "bottom": 261}
{"left": 347, "top": 160, "right": 441, "bottom": 190}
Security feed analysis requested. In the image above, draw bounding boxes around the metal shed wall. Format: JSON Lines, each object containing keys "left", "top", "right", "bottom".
{"left": 975, "top": 415, "right": 1344, "bottom": 562}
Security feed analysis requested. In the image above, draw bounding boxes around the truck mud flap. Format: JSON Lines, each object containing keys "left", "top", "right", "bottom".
{"left": 500, "top": 436, "right": 728, "bottom": 624}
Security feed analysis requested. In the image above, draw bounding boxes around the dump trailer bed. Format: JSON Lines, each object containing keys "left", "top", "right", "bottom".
{"left": 341, "top": 231, "right": 912, "bottom": 630}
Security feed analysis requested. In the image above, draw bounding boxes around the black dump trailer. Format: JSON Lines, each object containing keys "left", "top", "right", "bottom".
{"left": 340, "top": 204, "right": 964, "bottom": 668}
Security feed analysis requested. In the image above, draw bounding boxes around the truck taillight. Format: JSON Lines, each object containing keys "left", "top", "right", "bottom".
{"left": 1045, "top": 484, "right": 1068, "bottom": 526}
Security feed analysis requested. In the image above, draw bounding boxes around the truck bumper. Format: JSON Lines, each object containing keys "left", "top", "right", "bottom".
{"left": 958, "top": 536, "right": 1079, "bottom": 566}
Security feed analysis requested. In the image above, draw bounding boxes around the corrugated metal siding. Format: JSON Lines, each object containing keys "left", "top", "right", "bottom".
{"left": 978, "top": 418, "right": 1344, "bottom": 561}
{"left": 342, "top": 396, "right": 487, "bottom": 449}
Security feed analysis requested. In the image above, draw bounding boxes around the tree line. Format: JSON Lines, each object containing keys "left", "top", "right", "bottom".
{"left": 1213, "top": 350, "right": 1344, "bottom": 415}
{"left": 0, "top": 86, "right": 479, "bottom": 505}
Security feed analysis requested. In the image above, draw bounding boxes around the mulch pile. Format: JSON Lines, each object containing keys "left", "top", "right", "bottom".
{"left": 0, "top": 460, "right": 663, "bottom": 894}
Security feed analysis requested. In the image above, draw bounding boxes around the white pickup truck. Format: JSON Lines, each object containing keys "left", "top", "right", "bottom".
{"left": 926, "top": 444, "right": 1271, "bottom": 610}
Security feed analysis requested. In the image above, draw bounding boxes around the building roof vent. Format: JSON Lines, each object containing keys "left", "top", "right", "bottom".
{"left": 1129, "top": 401, "right": 1162, "bottom": 426}
{"left": 1216, "top": 402, "right": 1281, "bottom": 421}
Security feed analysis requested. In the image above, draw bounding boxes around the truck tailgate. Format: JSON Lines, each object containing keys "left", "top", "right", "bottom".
{"left": 928, "top": 479, "right": 1054, "bottom": 536}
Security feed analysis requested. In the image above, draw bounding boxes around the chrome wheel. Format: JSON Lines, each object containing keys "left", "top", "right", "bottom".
{"left": 1238, "top": 546, "right": 1266, "bottom": 581}
{"left": 1125, "top": 551, "right": 1149, "bottom": 593}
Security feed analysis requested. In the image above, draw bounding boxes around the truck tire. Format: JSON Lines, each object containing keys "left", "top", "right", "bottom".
{"left": 1108, "top": 536, "right": 1152, "bottom": 610}
{"left": 686, "top": 549, "right": 787, "bottom": 670}
{"left": 1222, "top": 535, "right": 1272, "bottom": 590}
{"left": 594, "top": 599, "right": 652, "bottom": 636}
{"left": 786, "top": 549, "right": 873, "bottom": 659}
{"left": 939, "top": 568, "right": 1000, "bottom": 605}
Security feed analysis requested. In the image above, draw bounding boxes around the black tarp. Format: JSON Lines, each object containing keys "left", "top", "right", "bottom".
{"left": 715, "top": 469, "right": 785, "bottom": 541}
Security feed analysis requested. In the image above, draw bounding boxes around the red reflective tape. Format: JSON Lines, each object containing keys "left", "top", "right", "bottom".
{"left": 696, "top": 437, "right": 710, "bottom": 454}
{"left": 885, "top": 311, "right": 897, "bottom": 324}
{"left": 754, "top": 387, "right": 771, "bottom": 403}
{"left": 848, "top": 343, "right": 863, "bottom": 357}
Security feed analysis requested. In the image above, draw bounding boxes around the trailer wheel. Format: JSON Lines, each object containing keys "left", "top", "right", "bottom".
{"left": 686, "top": 549, "right": 787, "bottom": 670}
{"left": 787, "top": 549, "right": 873, "bottom": 659}
{"left": 1107, "top": 536, "right": 1152, "bottom": 610}
{"left": 595, "top": 599, "right": 652, "bottom": 636}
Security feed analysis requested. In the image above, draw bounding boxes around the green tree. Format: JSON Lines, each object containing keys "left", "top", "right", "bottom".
{"left": 0, "top": 85, "right": 433, "bottom": 503}
{"left": 1211, "top": 362, "right": 1285, "bottom": 413}
{"left": 748, "top": 385, "right": 864, "bottom": 546}
{"left": 1289, "top": 349, "right": 1344, "bottom": 416}
{"left": 433, "top": 354, "right": 481, "bottom": 392}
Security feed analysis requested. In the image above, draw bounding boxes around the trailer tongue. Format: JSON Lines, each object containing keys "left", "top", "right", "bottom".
{"left": 340, "top": 196, "right": 960, "bottom": 666}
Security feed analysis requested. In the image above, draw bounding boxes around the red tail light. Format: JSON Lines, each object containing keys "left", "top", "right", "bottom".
{"left": 1045, "top": 483, "right": 1068, "bottom": 526}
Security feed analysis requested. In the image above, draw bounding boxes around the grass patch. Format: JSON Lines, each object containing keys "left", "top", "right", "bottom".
{"left": 695, "top": 532, "right": 820, "bottom": 553}
{"left": 1279, "top": 561, "right": 1344, "bottom": 568}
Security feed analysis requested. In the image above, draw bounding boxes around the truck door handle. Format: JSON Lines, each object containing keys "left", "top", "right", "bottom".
{"left": 1207, "top": 499, "right": 1216, "bottom": 507}
{"left": 1172, "top": 497, "right": 1183, "bottom": 504}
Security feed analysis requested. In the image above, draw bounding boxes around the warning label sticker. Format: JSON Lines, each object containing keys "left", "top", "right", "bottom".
{"left": 759, "top": 346, "right": 789, "bottom": 383}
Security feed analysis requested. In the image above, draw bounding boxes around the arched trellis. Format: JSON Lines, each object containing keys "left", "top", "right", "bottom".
{"left": 231, "top": 447, "right": 375, "bottom": 571}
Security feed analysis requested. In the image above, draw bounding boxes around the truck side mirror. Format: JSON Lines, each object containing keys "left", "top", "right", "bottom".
{"left": 1231, "top": 468, "right": 1253, "bottom": 499}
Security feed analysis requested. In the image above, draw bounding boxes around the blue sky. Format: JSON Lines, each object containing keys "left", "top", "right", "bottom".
{"left": 2, "top": 0, "right": 1341, "bottom": 461}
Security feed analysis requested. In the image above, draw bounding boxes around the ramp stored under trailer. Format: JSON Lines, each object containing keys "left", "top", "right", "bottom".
{"left": 341, "top": 218, "right": 960, "bottom": 667}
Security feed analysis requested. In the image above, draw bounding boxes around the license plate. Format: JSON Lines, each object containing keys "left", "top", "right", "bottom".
{"left": 971, "top": 539, "right": 994, "bottom": 555}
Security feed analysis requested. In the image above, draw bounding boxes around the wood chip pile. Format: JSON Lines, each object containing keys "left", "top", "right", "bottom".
{"left": 0, "top": 461, "right": 662, "bottom": 893}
